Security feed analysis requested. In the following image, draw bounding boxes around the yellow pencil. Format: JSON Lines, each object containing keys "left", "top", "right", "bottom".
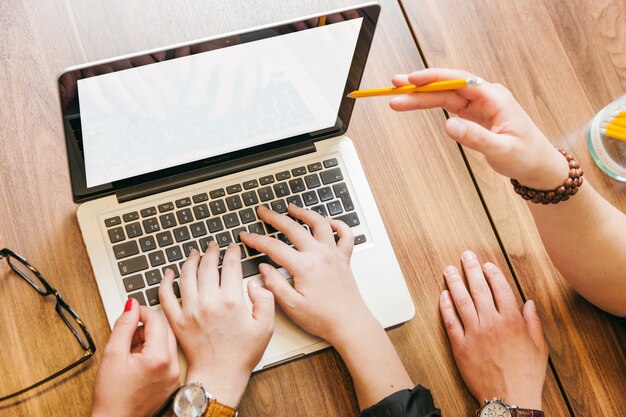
{"left": 604, "top": 123, "right": 626, "bottom": 135}
{"left": 347, "top": 77, "right": 484, "bottom": 99}
{"left": 609, "top": 116, "right": 626, "bottom": 129}
{"left": 602, "top": 128, "right": 626, "bottom": 142}
{"left": 611, "top": 110, "right": 626, "bottom": 119}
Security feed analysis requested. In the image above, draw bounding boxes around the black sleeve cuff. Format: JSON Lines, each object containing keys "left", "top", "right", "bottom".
{"left": 358, "top": 385, "right": 441, "bottom": 417}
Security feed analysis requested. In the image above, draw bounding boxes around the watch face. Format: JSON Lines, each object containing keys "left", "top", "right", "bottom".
{"left": 173, "top": 384, "right": 208, "bottom": 417}
{"left": 480, "top": 402, "right": 511, "bottom": 417}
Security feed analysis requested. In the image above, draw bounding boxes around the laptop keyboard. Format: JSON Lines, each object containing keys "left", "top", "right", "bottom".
{"left": 103, "top": 157, "right": 366, "bottom": 307}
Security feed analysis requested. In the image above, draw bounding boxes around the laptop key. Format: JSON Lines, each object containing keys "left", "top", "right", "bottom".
{"left": 182, "top": 241, "right": 199, "bottom": 256}
{"left": 273, "top": 182, "right": 290, "bottom": 197}
{"left": 146, "top": 287, "right": 160, "bottom": 306}
{"left": 239, "top": 208, "right": 256, "bottom": 224}
{"left": 105, "top": 216, "right": 121, "bottom": 227}
{"left": 264, "top": 221, "right": 278, "bottom": 234}
{"left": 311, "top": 205, "right": 329, "bottom": 217}
{"left": 335, "top": 212, "right": 360, "bottom": 227}
{"left": 354, "top": 234, "right": 367, "bottom": 245}
{"left": 123, "top": 274, "right": 145, "bottom": 292}
{"left": 323, "top": 158, "right": 338, "bottom": 168}
{"left": 317, "top": 186, "right": 333, "bottom": 202}
{"left": 320, "top": 168, "right": 343, "bottom": 185}
{"left": 288, "top": 178, "right": 306, "bottom": 193}
{"left": 113, "top": 240, "right": 139, "bottom": 260}
{"left": 145, "top": 269, "right": 162, "bottom": 286}
{"left": 226, "top": 184, "right": 242, "bottom": 194}
{"left": 258, "top": 186, "right": 274, "bottom": 202}
{"left": 243, "top": 180, "right": 259, "bottom": 190}
{"left": 340, "top": 194, "right": 355, "bottom": 211}
{"left": 276, "top": 171, "right": 291, "bottom": 180}
{"left": 209, "top": 199, "right": 227, "bottom": 215}
{"left": 271, "top": 199, "right": 288, "bottom": 214}
{"left": 156, "top": 231, "right": 174, "bottom": 247}
{"left": 327, "top": 200, "right": 343, "bottom": 216}
{"left": 291, "top": 166, "right": 307, "bottom": 176}
{"left": 304, "top": 173, "right": 321, "bottom": 189}
{"left": 223, "top": 212, "right": 240, "bottom": 228}
{"left": 209, "top": 188, "right": 225, "bottom": 199}
{"left": 206, "top": 217, "right": 224, "bottom": 233}
{"left": 166, "top": 246, "right": 183, "bottom": 262}
{"left": 277, "top": 233, "right": 292, "bottom": 246}
{"left": 199, "top": 236, "right": 215, "bottom": 251}
{"left": 238, "top": 244, "right": 247, "bottom": 259}
{"left": 259, "top": 175, "right": 274, "bottom": 185}
{"left": 248, "top": 222, "right": 265, "bottom": 235}
{"left": 232, "top": 227, "right": 247, "bottom": 243}
{"left": 139, "top": 236, "right": 157, "bottom": 252}
{"left": 173, "top": 280, "right": 181, "bottom": 298}
{"left": 175, "top": 197, "right": 191, "bottom": 208}
{"left": 192, "top": 193, "right": 209, "bottom": 203}
{"left": 148, "top": 251, "right": 166, "bottom": 267}
{"left": 302, "top": 191, "right": 319, "bottom": 206}
{"left": 125, "top": 222, "right": 143, "bottom": 238}
{"left": 286, "top": 195, "right": 304, "bottom": 208}
{"left": 173, "top": 226, "right": 191, "bottom": 242}
{"left": 158, "top": 202, "right": 174, "bottom": 212}
{"left": 307, "top": 162, "right": 323, "bottom": 172}
{"left": 123, "top": 212, "right": 139, "bottom": 222}
{"left": 162, "top": 264, "right": 180, "bottom": 278}
{"left": 190, "top": 222, "right": 207, "bottom": 238}
{"left": 159, "top": 213, "right": 177, "bottom": 229}
{"left": 108, "top": 227, "right": 126, "bottom": 243}
{"left": 176, "top": 208, "right": 193, "bottom": 224}
{"left": 245, "top": 244, "right": 261, "bottom": 257}
{"left": 216, "top": 232, "right": 233, "bottom": 247}
{"left": 225, "top": 195, "right": 243, "bottom": 211}
{"left": 129, "top": 291, "right": 147, "bottom": 306}
{"left": 242, "top": 191, "right": 259, "bottom": 206}
{"left": 193, "top": 203, "right": 210, "bottom": 220}
{"left": 142, "top": 218, "right": 160, "bottom": 233}
{"left": 140, "top": 207, "right": 157, "bottom": 217}
{"left": 118, "top": 255, "right": 148, "bottom": 276}
{"left": 241, "top": 255, "right": 280, "bottom": 278}
{"left": 333, "top": 182, "right": 349, "bottom": 197}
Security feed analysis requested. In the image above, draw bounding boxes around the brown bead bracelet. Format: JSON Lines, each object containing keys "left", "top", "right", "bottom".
{"left": 511, "top": 148, "right": 584, "bottom": 204}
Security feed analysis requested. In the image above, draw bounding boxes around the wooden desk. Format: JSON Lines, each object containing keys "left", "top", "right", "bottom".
{"left": 0, "top": 1, "right": 616, "bottom": 416}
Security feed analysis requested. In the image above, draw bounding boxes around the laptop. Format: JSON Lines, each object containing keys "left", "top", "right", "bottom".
{"left": 57, "top": 2, "right": 414, "bottom": 371}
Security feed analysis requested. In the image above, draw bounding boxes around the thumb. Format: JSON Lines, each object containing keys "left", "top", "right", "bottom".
{"left": 259, "top": 263, "right": 301, "bottom": 313}
{"left": 523, "top": 300, "right": 547, "bottom": 352}
{"left": 247, "top": 279, "right": 275, "bottom": 328}
{"left": 106, "top": 298, "right": 141, "bottom": 355}
{"left": 445, "top": 117, "right": 503, "bottom": 155}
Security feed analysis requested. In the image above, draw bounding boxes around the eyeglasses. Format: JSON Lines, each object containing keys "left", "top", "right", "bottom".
{"left": 0, "top": 248, "right": 96, "bottom": 402}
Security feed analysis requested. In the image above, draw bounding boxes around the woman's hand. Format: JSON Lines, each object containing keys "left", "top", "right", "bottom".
{"left": 159, "top": 242, "right": 275, "bottom": 409}
{"left": 390, "top": 68, "right": 569, "bottom": 190}
{"left": 439, "top": 251, "right": 548, "bottom": 410}
{"left": 91, "top": 298, "right": 180, "bottom": 417}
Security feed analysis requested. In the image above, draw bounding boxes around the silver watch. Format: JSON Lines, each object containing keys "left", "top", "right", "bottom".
{"left": 172, "top": 382, "right": 214, "bottom": 417}
{"left": 476, "top": 398, "right": 518, "bottom": 417}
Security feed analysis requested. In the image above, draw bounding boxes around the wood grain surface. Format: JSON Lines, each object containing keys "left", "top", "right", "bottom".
{"left": 400, "top": 0, "right": 626, "bottom": 416}
{"left": 0, "top": 0, "right": 597, "bottom": 416}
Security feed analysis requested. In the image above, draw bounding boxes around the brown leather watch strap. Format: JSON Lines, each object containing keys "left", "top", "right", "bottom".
{"left": 512, "top": 409, "right": 544, "bottom": 417}
{"left": 205, "top": 401, "right": 238, "bottom": 417}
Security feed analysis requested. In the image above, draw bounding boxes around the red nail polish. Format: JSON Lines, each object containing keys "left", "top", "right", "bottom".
{"left": 124, "top": 298, "right": 133, "bottom": 312}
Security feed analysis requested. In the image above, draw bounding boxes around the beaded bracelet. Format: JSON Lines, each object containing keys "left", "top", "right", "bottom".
{"left": 511, "top": 148, "right": 583, "bottom": 204}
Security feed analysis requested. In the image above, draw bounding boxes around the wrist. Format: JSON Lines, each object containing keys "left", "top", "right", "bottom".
{"left": 326, "top": 309, "right": 383, "bottom": 351}
{"left": 517, "top": 145, "right": 570, "bottom": 190}
{"left": 185, "top": 366, "right": 250, "bottom": 409}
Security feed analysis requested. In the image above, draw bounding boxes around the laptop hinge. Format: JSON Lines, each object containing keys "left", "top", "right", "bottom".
{"left": 116, "top": 141, "right": 317, "bottom": 203}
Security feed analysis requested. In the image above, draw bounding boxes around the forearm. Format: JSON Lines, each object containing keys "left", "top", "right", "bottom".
{"left": 330, "top": 312, "right": 414, "bottom": 410}
{"left": 528, "top": 183, "right": 626, "bottom": 316}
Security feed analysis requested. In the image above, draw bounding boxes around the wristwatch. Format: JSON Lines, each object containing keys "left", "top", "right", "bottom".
{"left": 476, "top": 398, "right": 544, "bottom": 417}
{"left": 172, "top": 382, "right": 238, "bottom": 417}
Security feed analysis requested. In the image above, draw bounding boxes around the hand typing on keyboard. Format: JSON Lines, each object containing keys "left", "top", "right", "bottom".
{"left": 158, "top": 241, "right": 275, "bottom": 410}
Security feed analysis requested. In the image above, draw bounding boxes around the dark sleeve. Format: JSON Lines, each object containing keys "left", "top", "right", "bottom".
{"left": 358, "top": 385, "right": 441, "bottom": 417}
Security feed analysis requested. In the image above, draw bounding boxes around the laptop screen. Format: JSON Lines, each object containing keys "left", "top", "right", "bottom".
{"left": 58, "top": 5, "right": 380, "bottom": 202}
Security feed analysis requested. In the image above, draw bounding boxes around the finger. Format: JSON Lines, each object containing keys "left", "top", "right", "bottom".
{"left": 439, "top": 290, "right": 465, "bottom": 344}
{"left": 443, "top": 265, "right": 478, "bottom": 330}
{"left": 389, "top": 90, "right": 469, "bottom": 113}
{"left": 286, "top": 204, "right": 334, "bottom": 246}
{"left": 165, "top": 321, "right": 179, "bottom": 372}
{"left": 159, "top": 268, "right": 182, "bottom": 324}
{"left": 138, "top": 306, "right": 169, "bottom": 355}
{"left": 257, "top": 204, "right": 316, "bottom": 250}
{"left": 220, "top": 243, "right": 244, "bottom": 295}
{"left": 259, "top": 263, "right": 302, "bottom": 312}
{"left": 461, "top": 250, "right": 497, "bottom": 317}
{"left": 406, "top": 68, "right": 478, "bottom": 87}
{"left": 240, "top": 231, "right": 300, "bottom": 272}
{"left": 482, "top": 262, "right": 518, "bottom": 316}
{"left": 131, "top": 324, "right": 146, "bottom": 349}
{"left": 197, "top": 240, "right": 220, "bottom": 298}
{"left": 330, "top": 219, "right": 354, "bottom": 257}
{"left": 523, "top": 300, "right": 547, "bottom": 352}
{"left": 179, "top": 249, "right": 201, "bottom": 310}
{"left": 445, "top": 117, "right": 507, "bottom": 155}
{"left": 391, "top": 73, "right": 410, "bottom": 87}
{"left": 106, "top": 298, "right": 141, "bottom": 356}
{"left": 247, "top": 279, "right": 275, "bottom": 328}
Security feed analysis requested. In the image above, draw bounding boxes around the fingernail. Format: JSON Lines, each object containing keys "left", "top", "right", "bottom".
{"left": 444, "top": 265, "right": 457, "bottom": 276}
{"left": 462, "top": 250, "right": 476, "bottom": 261}
{"left": 440, "top": 290, "right": 450, "bottom": 302}
{"left": 528, "top": 300, "right": 536, "bottom": 312}
{"left": 251, "top": 280, "right": 261, "bottom": 288}
{"left": 124, "top": 298, "right": 133, "bottom": 312}
{"left": 446, "top": 117, "right": 466, "bottom": 137}
{"left": 259, "top": 263, "right": 270, "bottom": 275}
{"left": 164, "top": 268, "right": 173, "bottom": 278}
{"left": 190, "top": 249, "right": 199, "bottom": 256}
{"left": 209, "top": 240, "right": 217, "bottom": 248}
{"left": 484, "top": 262, "right": 496, "bottom": 270}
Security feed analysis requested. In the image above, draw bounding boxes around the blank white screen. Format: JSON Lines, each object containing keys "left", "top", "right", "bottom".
{"left": 78, "top": 18, "right": 363, "bottom": 187}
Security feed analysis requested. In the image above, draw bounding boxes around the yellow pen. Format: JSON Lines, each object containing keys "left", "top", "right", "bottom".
{"left": 347, "top": 77, "right": 484, "bottom": 99}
